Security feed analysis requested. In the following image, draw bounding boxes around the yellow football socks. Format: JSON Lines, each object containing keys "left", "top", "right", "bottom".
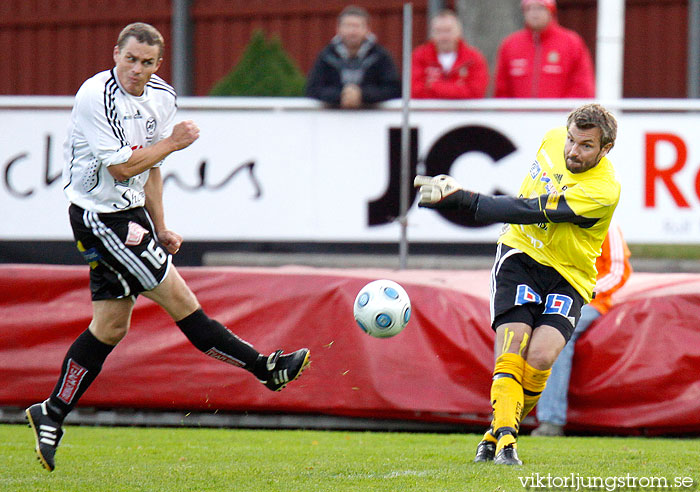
{"left": 490, "top": 352, "right": 525, "bottom": 452}
{"left": 520, "top": 361, "right": 551, "bottom": 420}
{"left": 480, "top": 426, "right": 497, "bottom": 444}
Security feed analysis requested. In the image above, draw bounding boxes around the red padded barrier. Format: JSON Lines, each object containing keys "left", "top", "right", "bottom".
{"left": 1, "top": 264, "right": 699, "bottom": 434}
{"left": 568, "top": 274, "right": 700, "bottom": 434}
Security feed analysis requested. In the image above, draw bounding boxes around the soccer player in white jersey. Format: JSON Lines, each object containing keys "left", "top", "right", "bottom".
{"left": 415, "top": 104, "right": 619, "bottom": 465}
{"left": 26, "top": 23, "right": 310, "bottom": 472}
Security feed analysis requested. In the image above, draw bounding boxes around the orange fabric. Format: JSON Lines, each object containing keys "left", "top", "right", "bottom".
{"left": 590, "top": 224, "right": 632, "bottom": 314}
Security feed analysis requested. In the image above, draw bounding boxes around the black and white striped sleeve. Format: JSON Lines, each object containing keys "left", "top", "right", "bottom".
{"left": 75, "top": 75, "right": 133, "bottom": 167}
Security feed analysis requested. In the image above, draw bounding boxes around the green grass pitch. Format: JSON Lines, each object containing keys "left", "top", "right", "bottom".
{"left": 1, "top": 424, "right": 698, "bottom": 492}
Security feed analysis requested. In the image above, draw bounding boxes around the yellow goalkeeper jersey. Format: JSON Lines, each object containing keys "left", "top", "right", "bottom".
{"left": 499, "top": 126, "right": 621, "bottom": 301}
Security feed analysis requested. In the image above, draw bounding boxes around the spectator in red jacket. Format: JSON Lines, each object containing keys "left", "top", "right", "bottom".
{"left": 411, "top": 10, "right": 489, "bottom": 99}
{"left": 494, "top": 0, "right": 595, "bottom": 98}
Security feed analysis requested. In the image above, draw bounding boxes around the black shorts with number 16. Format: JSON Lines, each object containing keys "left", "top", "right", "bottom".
{"left": 69, "top": 204, "right": 171, "bottom": 301}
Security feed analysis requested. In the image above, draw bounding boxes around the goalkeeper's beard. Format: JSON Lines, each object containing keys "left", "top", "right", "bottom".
{"left": 564, "top": 150, "right": 604, "bottom": 174}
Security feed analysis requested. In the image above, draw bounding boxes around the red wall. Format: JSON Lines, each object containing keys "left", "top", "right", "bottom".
{"left": 0, "top": 0, "right": 427, "bottom": 96}
{"left": 190, "top": 0, "right": 428, "bottom": 96}
{"left": 558, "top": 0, "right": 687, "bottom": 98}
{"left": 0, "top": 0, "right": 173, "bottom": 95}
{"left": 0, "top": 0, "right": 687, "bottom": 97}
{"left": 622, "top": 0, "right": 687, "bottom": 97}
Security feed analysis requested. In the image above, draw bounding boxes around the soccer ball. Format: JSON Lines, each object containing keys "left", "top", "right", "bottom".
{"left": 353, "top": 279, "right": 411, "bottom": 338}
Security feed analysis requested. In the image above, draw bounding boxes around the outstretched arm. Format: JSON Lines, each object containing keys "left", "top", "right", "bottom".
{"left": 414, "top": 174, "right": 599, "bottom": 227}
{"left": 475, "top": 194, "right": 598, "bottom": 227}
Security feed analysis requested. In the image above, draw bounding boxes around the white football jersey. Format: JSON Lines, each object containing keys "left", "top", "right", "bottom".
{"left": 63, "top": 68, "right": 176, "bottom": 212}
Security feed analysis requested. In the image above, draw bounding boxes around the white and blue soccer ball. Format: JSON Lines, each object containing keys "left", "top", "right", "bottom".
{"left": 353, "top": 279, "right": 411, "bottom": 338}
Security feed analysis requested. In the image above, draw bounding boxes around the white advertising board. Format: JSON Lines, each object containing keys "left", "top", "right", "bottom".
{"left": 1, "top": 98, "right": 699, "bottom": 244}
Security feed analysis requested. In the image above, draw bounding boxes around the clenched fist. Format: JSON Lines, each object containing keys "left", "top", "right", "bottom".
{"left": 170, "top": 120, "right": 200, "bottom": 151}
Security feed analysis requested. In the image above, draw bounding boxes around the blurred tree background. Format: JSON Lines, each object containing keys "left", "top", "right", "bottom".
{"left": 210, "top": 30, "right": 306, "bottom": 97}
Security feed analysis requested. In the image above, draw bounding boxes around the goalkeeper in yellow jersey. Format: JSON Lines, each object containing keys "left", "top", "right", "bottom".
{"left": 415, "top": 103, "right": 619, "bottom": 465}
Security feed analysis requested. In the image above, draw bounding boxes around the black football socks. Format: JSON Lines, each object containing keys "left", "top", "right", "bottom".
{"left": 47, "top": 328, "right": 115, "bottom": 423}
{"left": 176, "top": 308, "right": 267, "bottom": 377}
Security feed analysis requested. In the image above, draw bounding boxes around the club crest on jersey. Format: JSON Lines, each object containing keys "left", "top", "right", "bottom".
{"left": 529, "top": 161, "right": 541, "bottom": 179}
{"left": 547, "top": 50, "right": 561, "bottom": 64}
{"left": 125, "top": 221, "right": 149, "bottom": 246}
{"left": 146, "top": 117, "right": 157, "bottom": 138}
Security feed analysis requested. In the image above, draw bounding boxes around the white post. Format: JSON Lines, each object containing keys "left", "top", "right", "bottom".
{"left": 399, "top": 3, "right": 412, "bottom": 270}
{"left": 688, "top": 0, "right": 700, "bottom": 98}
{"left": 172, "top": 0, "right": 193, "bottom": 96}
{"left": 596, "top": 0, "right": 625, "bottom": 101}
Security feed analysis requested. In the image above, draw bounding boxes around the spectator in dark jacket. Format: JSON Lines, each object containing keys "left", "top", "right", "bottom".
{"left": 305, "top": 5, "right": 401, "bottom": 108}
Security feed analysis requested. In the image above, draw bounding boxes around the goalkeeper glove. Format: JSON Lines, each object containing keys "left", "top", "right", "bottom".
{"left": 413, "top": 174, "right": 479, "bottom": 211}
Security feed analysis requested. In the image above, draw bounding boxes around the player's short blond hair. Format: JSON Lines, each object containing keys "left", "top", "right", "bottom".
{"left": 116, "top": 22, "right": 165, "bottom": 59}
{"left": 567, "top": 103, "right": 618, "bottom": 149}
